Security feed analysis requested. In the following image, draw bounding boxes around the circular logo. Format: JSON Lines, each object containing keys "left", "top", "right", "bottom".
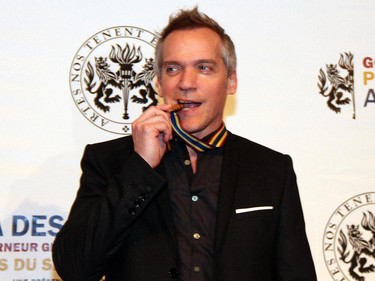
{"left": 323, "top": 192, "right": 375, "bottom": 281}
{"left": 69, "top": 26, "right": 159, "bottom": 134}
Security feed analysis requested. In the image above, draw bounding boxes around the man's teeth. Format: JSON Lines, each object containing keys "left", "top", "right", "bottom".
{"left": 178, "top": 101, "right": 201, "bottom": 108}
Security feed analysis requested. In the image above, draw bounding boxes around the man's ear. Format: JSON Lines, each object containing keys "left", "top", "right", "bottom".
{"left": 155, "top": 77, "right": 163, "bottom": 97}
{"left": 227, "top": 72, "right": 237, "bottom": 95}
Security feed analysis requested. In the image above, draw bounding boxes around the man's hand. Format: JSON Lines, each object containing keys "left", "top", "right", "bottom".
{"left": 132, "top": 105, "right": 175, "bottom": 168}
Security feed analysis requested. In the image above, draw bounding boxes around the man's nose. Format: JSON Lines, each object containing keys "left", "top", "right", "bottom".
{"left": 178, "top": 68, "right": 197, "bottom": 93}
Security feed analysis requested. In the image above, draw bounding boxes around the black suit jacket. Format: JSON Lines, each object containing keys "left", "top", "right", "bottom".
{"left": 53, "top": 132, "right": 316, "bottom": 281}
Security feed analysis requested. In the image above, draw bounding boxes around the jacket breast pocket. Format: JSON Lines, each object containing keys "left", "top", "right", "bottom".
{"left": 234, "top": 206, "right": 274, "bottom": 221}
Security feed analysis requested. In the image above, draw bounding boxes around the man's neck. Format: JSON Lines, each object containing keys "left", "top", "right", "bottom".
{"left": 187, "top": 145, "right": 198, "bottom": 174}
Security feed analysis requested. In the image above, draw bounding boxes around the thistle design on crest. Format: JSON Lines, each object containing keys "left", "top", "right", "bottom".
{"left": 84, "top": 43, "right": 158, "bottom": 120}
{"left": 318, "top": 52, "right": 356, "bottom": 119}
{"left": 338, "top": 211, "right": 375, "bottom": 281}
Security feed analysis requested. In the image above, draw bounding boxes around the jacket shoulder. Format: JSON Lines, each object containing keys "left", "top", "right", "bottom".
{"left": 228, "top": 133, "right": 288, "bottom": 160}
{"left": 87, "top": 136, "right": 133, "bottom": 154}
{"left": 227, "top": 133, "right": 293, "bottom": 174}
{"left": 89, "top": 135, "right": 133, "bottom": 148}
{"left": 82, "top": 136, "right": 135, "bottom": 170}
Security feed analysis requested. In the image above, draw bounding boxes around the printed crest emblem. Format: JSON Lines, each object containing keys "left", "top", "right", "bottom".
{"left": 318, "top": 52, "right": 356, "bottom": 119}
{"left": 323, "top": 192, "right": 375, "bottom": 281}
{"left": 70, "top": 26, "right": 159, "bottom": 134}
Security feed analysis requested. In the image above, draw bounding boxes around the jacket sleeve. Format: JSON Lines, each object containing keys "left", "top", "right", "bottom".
{"left": 52, "top": 144, "right": 166, "bottom": 281}
{"left": 275, "top": 155, "right": 317, "bottom": 280}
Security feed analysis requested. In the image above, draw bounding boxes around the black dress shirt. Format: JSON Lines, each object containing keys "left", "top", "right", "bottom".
{"left": 164, "top": 136, "right": 223, "bottom": 281}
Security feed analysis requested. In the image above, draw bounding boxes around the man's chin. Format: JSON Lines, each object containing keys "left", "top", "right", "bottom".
{"left": 179, "top": 123, "right": 200, "bottom": 135}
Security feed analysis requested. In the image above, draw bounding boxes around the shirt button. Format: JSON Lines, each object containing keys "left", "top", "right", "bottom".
{"left": 169, "top": 268, "right": 179, "bottom": 279}
{"left": 193, "top": 266, "right": 201, "bottom": 272}
{"left": 128, "top": 207, "right": 136, "bottom": 216}
{"left": 192, "top": 195, "right": 198, "bottom": 202}
{"left": 184, "top": 159, "right": 191, "bottom": 166}
{"left": 193, "top": 233, "right": 201, "bottom": 240}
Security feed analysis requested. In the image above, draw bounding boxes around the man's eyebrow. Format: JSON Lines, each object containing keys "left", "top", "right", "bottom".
{"left": 162, "top": 60, "right": 180, "bottom": 66}
{"left": 195, "top": 59, "right": 217, "bottom": 65}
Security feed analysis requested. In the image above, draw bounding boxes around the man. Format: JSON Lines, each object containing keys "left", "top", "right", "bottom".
{"left": 53, "top": 7, "right": 317, "bottom": 281}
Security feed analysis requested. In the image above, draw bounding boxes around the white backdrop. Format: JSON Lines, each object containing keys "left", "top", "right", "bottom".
{"left": 1, "top": 1, "right": 375, "bottom": 280}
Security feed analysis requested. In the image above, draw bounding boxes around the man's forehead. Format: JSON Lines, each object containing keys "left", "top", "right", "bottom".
{"left": 158, "top": 27, "right": 226, "bottom": 71}
{"left": 162, "top": 28, "right": 222, "bottom": 57}
{"left": 164, "top": 27, "right": 221, "bottom": 41}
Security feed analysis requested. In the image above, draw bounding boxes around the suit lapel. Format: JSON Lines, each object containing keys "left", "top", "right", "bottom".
{"left": 154, "top": 162, "right": 179, "bottom": 256}
{"left": 214, "top": 133, "right": 240, "bottom": 254}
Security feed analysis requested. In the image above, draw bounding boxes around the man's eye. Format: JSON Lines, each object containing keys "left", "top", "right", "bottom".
{"left": 165, "top": 66, "right": 179, "bottom": 74}
{"left": 198, "top": 65, "right": 212, "bottom": 71}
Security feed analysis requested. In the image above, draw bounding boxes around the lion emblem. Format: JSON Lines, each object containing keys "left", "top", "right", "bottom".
{"left": 84, "top": 57, "right": 122, "bottom": 113}
{"left": 338, "top": 212, "right": 375, "bottom": 281}
{"left": 318, "top": 52, "right": 355, "bottom": 119}
{"left": 129, "top": 58, "right": 158, "bottom": 111}
{"left": 84, "top": 44, "right": 157, "bottom": 120}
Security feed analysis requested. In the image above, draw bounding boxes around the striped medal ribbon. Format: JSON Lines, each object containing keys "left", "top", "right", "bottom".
{"left": 170, "top": 112, "right": 228, "bottom": 152}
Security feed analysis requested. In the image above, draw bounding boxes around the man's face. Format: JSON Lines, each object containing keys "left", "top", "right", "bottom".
{"left": 157, "top": 27, "right": 237, "bottom": 139}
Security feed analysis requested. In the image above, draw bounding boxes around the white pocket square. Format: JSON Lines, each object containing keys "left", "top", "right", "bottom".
{"left": 235, "top": 206, "right": 274, "bottom": 214}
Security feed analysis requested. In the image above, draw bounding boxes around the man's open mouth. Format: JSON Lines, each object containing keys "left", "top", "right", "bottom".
{"left": 178, "top": 100, "right": 202, "bottom": 109}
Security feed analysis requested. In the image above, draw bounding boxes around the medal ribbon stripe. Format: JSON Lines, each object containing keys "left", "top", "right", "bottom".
{"left": 170, "top": 112, "right": 228, "bottom": 152}
{"left": 208, "top": 123, "right": 228, "bottom": 146}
